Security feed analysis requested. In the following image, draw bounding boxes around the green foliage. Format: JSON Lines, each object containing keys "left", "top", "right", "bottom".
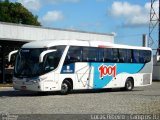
{"left": 0, "top": 0, "right": 41, "bottom": 26}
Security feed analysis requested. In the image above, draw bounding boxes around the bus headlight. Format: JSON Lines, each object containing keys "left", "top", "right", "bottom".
{"left": 32, "top": 80, "right": 38, "bottom": 83}
{"left": 39, "top": 76, "right": 47, "bottom": 81}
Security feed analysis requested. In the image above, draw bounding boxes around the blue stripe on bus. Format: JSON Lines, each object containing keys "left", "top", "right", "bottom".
{"left": 91, "top": 63, "right": 144, "bottom": 88}
{"left": 60, "top": 63, "right": 144, "bottom": 89}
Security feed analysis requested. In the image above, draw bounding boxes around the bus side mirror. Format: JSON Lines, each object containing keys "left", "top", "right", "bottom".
{"left": 8, "top": 50, "right": 18, "bottom": 62}
{"left": 39, "top": 50, "right": 56, "bottom": 63}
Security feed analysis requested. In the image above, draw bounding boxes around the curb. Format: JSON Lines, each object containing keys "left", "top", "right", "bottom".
{"left": 0, "top": 87, "right": 13, "bottom": 89}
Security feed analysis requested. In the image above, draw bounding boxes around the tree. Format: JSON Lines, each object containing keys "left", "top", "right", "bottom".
{"left": 0, "top": 0, "right": 41, "bottom": 26}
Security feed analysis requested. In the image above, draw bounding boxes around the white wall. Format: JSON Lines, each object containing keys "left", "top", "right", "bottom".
{"left": 153, "top": 55, "right": 160, "bottom": 80}
{"left": 0, "top": 22, "right": 114, "bottom": 42}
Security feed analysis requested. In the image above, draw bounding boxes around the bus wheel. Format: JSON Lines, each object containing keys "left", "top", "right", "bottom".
{"left": 61, "top": 81, "right": 71, "bottom": 95}
{"left": 124, "top": 78, "right": 134, "bottom": 91}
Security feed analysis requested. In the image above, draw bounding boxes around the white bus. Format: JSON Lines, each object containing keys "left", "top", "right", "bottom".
{"left": 9, "top": 40, "right": 153, "bottom": 94}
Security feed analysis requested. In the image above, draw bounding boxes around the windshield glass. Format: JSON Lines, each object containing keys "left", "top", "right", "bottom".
{"left": 14, "top": 46, "right": 66, "bottom": 78}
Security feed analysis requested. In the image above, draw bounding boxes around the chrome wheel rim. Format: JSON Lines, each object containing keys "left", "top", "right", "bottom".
{"left": 127, "top": 81, "right": 132, "bottom": 90}
{"left": 61, "top": 83, "right": 68, "bottom": 93}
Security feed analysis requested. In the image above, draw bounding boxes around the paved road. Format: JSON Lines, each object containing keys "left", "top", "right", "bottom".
{"left": 0, "top": 82, "right": 160, "bottom": 114}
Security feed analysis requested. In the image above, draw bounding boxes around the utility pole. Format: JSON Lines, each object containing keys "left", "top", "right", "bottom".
{"left": 142, "top": 34, "right": 147, "bottom": 47}
{"left": 149, "top": 0, "right": 160, "bottom": 54}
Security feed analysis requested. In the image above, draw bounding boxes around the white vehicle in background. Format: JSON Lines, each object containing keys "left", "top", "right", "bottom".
{"left": 9, "top": 40, "right": 153, "bottom": 94}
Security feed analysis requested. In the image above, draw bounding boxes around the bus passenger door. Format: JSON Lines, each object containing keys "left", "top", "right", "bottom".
{"left": 74, "top": 62, "right": 94, "bottom": 89}
{"left": 63, "top": 46, "right": 92, "bottom": 89}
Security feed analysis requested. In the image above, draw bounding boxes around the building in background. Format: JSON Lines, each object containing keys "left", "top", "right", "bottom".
{"left": 0, "top": 22, "right": 114, "bottom": 83}
{"left": 153, "top": 56, "right": 160, "bottom": 80}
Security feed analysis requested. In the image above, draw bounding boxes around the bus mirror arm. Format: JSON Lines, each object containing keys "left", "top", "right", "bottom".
{"left": 8, "top": 50, "right": 18, "bottom": 62}
{"left": 39, "top": 50, "right": 57, "bottom": 63}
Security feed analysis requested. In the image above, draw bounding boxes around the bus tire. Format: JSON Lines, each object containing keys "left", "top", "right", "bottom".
{"left": 61, "top": 80, "right": 71, "bottom": 95}
{"left": 124, "top": 78, "right": 134, "bottom": 91}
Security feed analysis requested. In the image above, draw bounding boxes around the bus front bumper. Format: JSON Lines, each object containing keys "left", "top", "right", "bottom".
{"left": 13, "top": 77, "right": 59, "bottom": 92}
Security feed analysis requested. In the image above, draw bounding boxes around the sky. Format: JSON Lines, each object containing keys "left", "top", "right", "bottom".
{"left": 10, "top": 0, "right": 159, "bottom": 48}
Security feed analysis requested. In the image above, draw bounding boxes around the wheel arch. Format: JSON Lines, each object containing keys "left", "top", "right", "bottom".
{"left": 62, "top": 78, "right": 73, "bottom": 90}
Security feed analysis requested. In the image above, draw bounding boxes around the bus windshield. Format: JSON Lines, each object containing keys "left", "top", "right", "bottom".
{"left": 14, "top": 46, "right": 65, "bottom": 78}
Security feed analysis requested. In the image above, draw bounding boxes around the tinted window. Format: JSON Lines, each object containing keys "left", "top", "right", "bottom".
{"left": 133, "top": 50, "right": 139, "bottom": 63}
{"left": 139, "top": 50, "right": 145, "bottom": 63}
{"left": 50, "top": 46, "right": 66, "bottom": 55}
{"left": 112, "top": 49, "right": 119, "bottom": 62}
{"left": 145, "top": 50, "right": 151, "bottom": 63}
{"left": 119, "top": 49, "right": 132, "bottom": 63}
{"left": 104, "top": 48, "right": 118, "bottom": 62}
{"left": 133, "top": 50, "right": 151, "bottom": 63}
{"left": 44, "top": 51, "right": 61, "bottom": 72}
{"left": 98, "top": 48, "right": 104, "bottom": 62}
{"left": 82, "top": 47, "right": 98, "bottom": 62}
{"left": 64, "top": 46, "right": 82, "bottom": 65}
{"left": 64, "top": 46, "right": 151, "bottom": 64}
{"left": 104, "top": 48, "right": 112, "bottom": 62}
{"left": 126, "top": 50, "right": 132, "bottom": 63}
{"left": 140, "top": 50, "right": 151, "bottom": 63}
{"left": 119, "top": 49, "right": 125, "bottom": 62}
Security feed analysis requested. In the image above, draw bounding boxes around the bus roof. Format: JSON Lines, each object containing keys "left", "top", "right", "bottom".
{"left": 22, "top": 39, "right": 152, "bottom": 50}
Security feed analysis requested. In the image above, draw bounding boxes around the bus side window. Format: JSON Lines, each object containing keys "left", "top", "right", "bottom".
{"left": 140, "top": 50, "right": 151, "bottom": 63}
{"left": 139, "top": 50, "right": 145, "bottom": 63}
{"left": 112, "top": 48, "right": 119, "bottom": 62}
{"left": 133, "top": 50, "right": 139, "bottom": 63}
{"left": 118, "top": 49, "right": 132, "bottom": 63}
{"left": 104, "top": 48, "right": 119, "bottom": 63}
{"left": 126, "top": 49, "right": 132, "bottom": 63}
{"left": 82, "top": 47, "right": 98, "bottom": 62}
{"left": 119, "top": 49, "right": 125, "bottom": 63}
{"left": 144, "top": 50, "right": 151, "bottom": 63}
{"left": 98, "top": 48, "right": 104, "bottom": 62}
{"left": 44, "top": 52, "right": 61, "bottom": 72}
{"left": 64, "top": 46, "right": 82, "bottom": 65}
{"left": 104, "top": 48, "right": 112, "bottom": 62}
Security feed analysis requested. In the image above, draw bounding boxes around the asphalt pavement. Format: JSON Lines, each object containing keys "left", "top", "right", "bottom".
{"left": 0, "top": 81, "right": 160, "bottom": 115}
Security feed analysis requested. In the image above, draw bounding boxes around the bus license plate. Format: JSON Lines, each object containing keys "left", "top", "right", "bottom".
{"left": 21, "top": 86, "right": 26, "bottom": 90}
